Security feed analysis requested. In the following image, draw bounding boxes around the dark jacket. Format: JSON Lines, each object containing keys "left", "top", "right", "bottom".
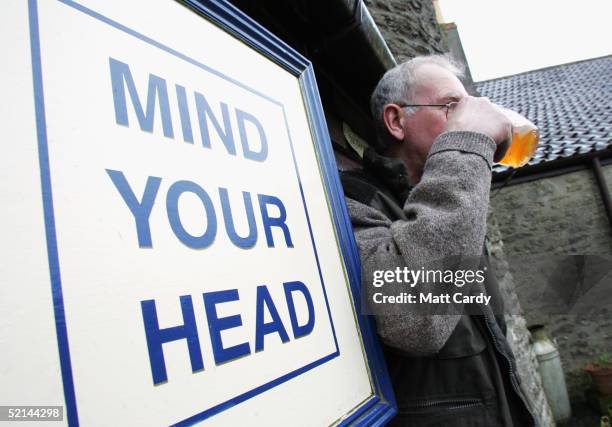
{"left": 341, "top": 131, "right": 537, "bottom": 426}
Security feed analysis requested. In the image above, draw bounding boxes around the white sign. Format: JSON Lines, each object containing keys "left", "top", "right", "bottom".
{"left": 1, "top": 0, "right": 376, "bottom": 425}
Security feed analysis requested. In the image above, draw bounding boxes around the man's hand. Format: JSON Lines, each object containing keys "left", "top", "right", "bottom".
{"left": 445, "top": 96, "right": 512, "bottom": 162}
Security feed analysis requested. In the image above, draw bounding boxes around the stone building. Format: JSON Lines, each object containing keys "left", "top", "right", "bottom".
{"left": 367, "top": 2, "right": 611, "bottom": 423}
{"left": 477, "top": 55, "right": 612, "bottom": 423}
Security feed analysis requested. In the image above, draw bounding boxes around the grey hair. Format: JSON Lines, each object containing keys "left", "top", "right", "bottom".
{"left": 370, "top": 54, "right": 465, "bottom": 152}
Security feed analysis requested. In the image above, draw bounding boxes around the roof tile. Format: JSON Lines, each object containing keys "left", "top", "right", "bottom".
{"left": 476, "top": 56, "right": 612, "bottom": 173}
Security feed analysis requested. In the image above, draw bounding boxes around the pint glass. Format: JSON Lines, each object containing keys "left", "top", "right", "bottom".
{"left": 497, "top": 107, "right": 539, "bottom": 168}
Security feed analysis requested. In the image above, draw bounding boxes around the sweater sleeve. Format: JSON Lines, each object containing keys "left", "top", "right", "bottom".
{"left": 346, "top": 130, "right": 496, "bottom": 356}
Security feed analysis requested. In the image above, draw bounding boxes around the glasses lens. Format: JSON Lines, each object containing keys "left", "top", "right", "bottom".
{"left": 445, "top": 102, "right": 458, "bottom": 118}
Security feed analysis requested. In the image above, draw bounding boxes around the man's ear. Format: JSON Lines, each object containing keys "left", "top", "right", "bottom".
{"left": 382, "top": 104, "right": 406, "bottom": 142}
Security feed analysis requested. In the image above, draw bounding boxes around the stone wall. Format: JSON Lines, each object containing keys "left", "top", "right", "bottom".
{"left": 488, "top": 166, "right": 612, "bottom": 404}
{"left": 364, "top": 0, "right": 444, "bottom": 62}
{"left": 489, "top": 168, "right": 612, "bottom": 256}
{"left": 487, "top": 219, "right": 556, "bottom": 426}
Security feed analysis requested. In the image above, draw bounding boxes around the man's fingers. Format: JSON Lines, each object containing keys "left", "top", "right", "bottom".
{"left": 445, "top": 96, "right": 512, "bottom": 146}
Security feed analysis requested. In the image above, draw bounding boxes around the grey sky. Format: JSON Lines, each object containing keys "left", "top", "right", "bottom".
{"left": 438, "top": 0, "right": 612, "bottom": 81}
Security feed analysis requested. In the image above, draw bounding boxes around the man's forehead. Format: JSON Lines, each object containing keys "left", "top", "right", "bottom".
{"left": 414, "top": 83, "right": 465, "bottom": 101}
{"left": 413, "top": 64, "right": 466, "bottom": 99}
{"left": 440, "top": 89, "right": 464, "bottom": 99}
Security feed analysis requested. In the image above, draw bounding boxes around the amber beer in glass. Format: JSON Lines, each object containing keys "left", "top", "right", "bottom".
{"left": 497, "top": 107, "right": 539, "bottom": 168}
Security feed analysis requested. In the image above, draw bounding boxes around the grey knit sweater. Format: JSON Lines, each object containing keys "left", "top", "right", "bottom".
{"left": 345, "top": 130, "right": 497, "bottom": 356}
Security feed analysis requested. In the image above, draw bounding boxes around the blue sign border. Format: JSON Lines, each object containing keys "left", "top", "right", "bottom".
{"left": 27, "top": 0, "right": 397, "bottom": 425}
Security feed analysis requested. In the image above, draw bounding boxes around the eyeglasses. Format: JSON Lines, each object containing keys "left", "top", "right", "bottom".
{"left": 397, "top": 101, "right": 458, "bottom": 118}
